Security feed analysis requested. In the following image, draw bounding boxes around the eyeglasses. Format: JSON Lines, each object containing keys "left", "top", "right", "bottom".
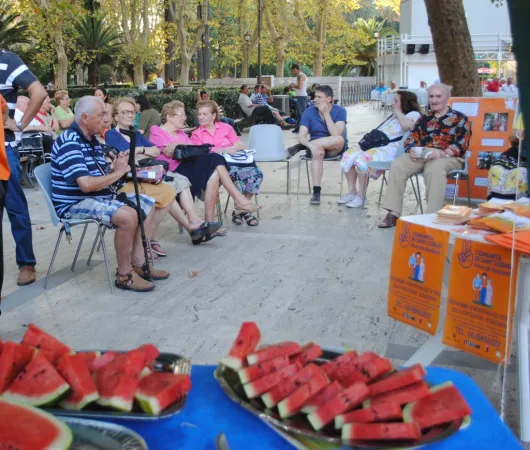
{"left": 171, "top": 112, "right": 186, "bottom": 119}
{"left": 119, "top": 110, "right": 135, "bottom": 116}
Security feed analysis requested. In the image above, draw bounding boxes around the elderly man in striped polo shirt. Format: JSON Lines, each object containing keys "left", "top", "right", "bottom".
{"left": 51, "top": 96, "right": 169, "bottom": 292}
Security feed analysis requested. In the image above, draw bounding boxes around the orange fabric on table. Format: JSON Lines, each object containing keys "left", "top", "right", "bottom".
{"left": 485, "top": 231, "right": 530, "bottom": 255}
{"left": 0, "top": 95, "right": 10, "bottom": 181}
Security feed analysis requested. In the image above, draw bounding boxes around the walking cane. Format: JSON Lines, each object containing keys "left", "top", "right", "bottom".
{"left": 119, "top": 126, "right": 152, "bottom": 282}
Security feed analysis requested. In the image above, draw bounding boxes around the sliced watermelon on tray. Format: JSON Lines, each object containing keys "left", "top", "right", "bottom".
{"left": 340, "top": 356, "right": 393, "bottom": 387}
{"left": 78, "top": 351, "right": 101, "bottom": 368}
{"left": 278, "top": 370, "right": 329, "bottom": 419}
{"left": 301, "top": 380, "right": 343, "bottom": 414}
{"left": 21, "top": 324, "right": 72, "bottom": 365}
{"left": 238, "top": 355, "right": 290, "bottom": 384}
{"left": 243, "top": 363, "right": 299, "bottom": 399}
{"left": 89, "top": 351, "right": 116, "bottom": 373}
{"left": 220, "top": 322, "right": 261, "bottom": 370}
{"left": 135, "top": 372, "right": 191, "bottom": 415}
{"left": 403, "top": 381, "right": 472, "bottom": 430}
{"left": 342, "top": 422, "right": 421, "bottom": 442}
{"left": 0, "top": 398, "right": 73, "bottom": 450}
{"left": 0, "top": 341, "right": 35, "bottom": 393}
{"left": 320, "top": 351, "right": 358, "bottom": 380}
{"left": 56, "top": 353, "right": 99, "bottom": 410}
{"left": 365, "top": 380, "right": 430, "bottom": 408}
{"left": 2, "top": 353, "right": 70, "bottom": 407}
{"left": 291, "top": 342, "right": 323, "bottom": 366}
{"left": 369, "top": 363, "right": 426, "bottom": 397}
{"left": 247, "top": 341, "right": 302, "bottom": 366}
{"left": 137, "top": 343, "right": 160, "bottom": 365}
{"left": 335, "top": 402, "right": 403, "bottom": 428}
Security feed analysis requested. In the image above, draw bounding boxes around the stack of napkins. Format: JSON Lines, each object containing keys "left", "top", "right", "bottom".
{"left": 477, "top": 201, "right": 506, "bottom": 216}
{"left": 434, "top": 205, "right": 473, "bottom": 225}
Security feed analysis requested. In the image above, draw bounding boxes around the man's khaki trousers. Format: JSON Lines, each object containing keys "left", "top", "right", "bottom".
{"left": 382, "top": 154, "right": 462, "bottom": 215}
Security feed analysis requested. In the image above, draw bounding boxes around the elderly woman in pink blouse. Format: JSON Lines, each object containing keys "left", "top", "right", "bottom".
{"left": 191, "top": 100, "right": 263, "bottom": 226}
{"left": 149, "top": 100, "right": 260, "bottom": 227}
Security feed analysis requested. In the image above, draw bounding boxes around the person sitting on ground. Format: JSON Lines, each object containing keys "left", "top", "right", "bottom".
{"left": 149, "top": 100, "right": 261, "bottom": 229}
{"left": 237, "top": 84, "right": 275, "bottom": 124}
{"left": 339, "top": 91, "right": 421, "bottom": 208}
{"left": 106, "top": 97, "right": 220, "bottom": 249}
{"left": 488, "top": 113, "right": 527, "bottom": 200}
{"left": 54, "top": 90, "right": 75, "bottom": 135}
{"left": 15, "top": 96, "right": 57, "bottom": 154}
{"left": 288, "top": 85, "right": 347, "bottom": 206}
{"left": 197, "top": 90, "right": 240, "bottom": 135}
{"left": 51, "top": 96, "right": 170, "bottom": 292}
{"left": 375, "top": 81, "right": 387, "bottom": 94}
{"left": 134, "top": 95, "right": 160, "bottom": 140}
{"left": 378, "top": 83, "right": 471, "bottom": 228}
{"left": 191, "top": 100, "right": 263, "bottom": 226}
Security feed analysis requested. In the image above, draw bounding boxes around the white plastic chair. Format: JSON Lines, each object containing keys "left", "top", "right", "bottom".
{"left": 447, "top": 156, "right": 471, "bottom": 206}
{"left": 34, "top": 163, "right": 114, "bottom": 293}
{"left": 369, "top": 90, "right": 381, "bottom": 110}
{"left": 381, "top": 92, "right": 396, "bottom": 117}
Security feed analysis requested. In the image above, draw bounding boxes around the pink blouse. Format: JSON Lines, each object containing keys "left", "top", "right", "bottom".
{"left": 191, "top": 121, "right": 239, "bottom": 152}
{"left": 149, "top": 125, "right": 192, "bottom": 172}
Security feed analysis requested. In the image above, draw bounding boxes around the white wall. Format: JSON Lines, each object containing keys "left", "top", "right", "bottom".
{"left": 406, "top": 63, "right": 439, "bottom": 89}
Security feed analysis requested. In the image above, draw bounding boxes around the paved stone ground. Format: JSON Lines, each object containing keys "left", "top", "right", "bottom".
{"left": 0, "top": 104, "right": 521, "bottom": 437}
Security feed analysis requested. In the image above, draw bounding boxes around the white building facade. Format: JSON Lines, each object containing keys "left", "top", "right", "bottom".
{"left": 376, "top": 0, "right": 514, "bottom": 89}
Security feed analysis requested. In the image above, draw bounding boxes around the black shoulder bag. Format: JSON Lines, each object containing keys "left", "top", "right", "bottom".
{"left": 173, "top": 143, "right": 213, "bottom": 161}
{"left": 358, "top": 114, "right": 403, "bottom": 151}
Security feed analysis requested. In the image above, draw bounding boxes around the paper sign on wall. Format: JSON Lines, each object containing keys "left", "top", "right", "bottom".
{"left": 387, "top": 221, "right": 450, "bottom": 335}
{"left": 442, "top": 238, "right": 519, "bottom": 363}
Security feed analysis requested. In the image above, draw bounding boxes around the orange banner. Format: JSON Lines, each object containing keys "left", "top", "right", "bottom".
{"left": 387, "top": 221, "right": 450, "bottom": 335}
{"left": 442, "top": 238, "right": 519, "bottom": 363}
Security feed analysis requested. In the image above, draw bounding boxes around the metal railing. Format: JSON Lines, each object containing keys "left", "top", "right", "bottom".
{"left": 341, "top": 83, "right": 376, "bottom": 107}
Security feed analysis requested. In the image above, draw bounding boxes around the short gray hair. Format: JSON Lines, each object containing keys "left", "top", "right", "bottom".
{"left": 74, "top": 96, "right": 104, "bottom": 122}
{"left": 428, "top": 83, "right": 452, "bottom": 97}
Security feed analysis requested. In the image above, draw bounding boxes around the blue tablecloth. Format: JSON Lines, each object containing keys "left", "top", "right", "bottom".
{"left": 105, "top": 365, "right": 522, "bottom": 450}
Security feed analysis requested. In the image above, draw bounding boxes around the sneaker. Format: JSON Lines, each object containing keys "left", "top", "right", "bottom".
{"left": 310, "top": 192, "right": 321, "bottom": 205}
{"left": 17, "top": 265, "right": 36, "bottom": 286}
{"left": 133, "top": 262, "right": 170, "bottom": 281}
{"left": 287, "top": 143, "right": 306, "bottom": 158}
{"left": 345, "top": 196, "right": 364, "bottom": 208}
{"left": 115, "top": 270, "right": 155, "bottom": 292}
{"left": 337, "top": 193, "right": 357, "bottom": 204}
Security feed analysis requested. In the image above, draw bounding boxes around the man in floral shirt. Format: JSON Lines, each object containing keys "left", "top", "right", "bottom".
{"left": 379, "top": 83, "right": 471, "bottom": 228}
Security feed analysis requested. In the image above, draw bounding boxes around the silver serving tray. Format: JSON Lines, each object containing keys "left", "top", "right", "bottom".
{"left": 214, "top": 347, "right": 463, "bottom": 449}
{"left": 45, "top": 352, "right": 191, "bottom": 420}
{"left": 63, "top": 417, "right": 148, "bottom": 449}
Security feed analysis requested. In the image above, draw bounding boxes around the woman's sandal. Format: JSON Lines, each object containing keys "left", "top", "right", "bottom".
{"left": 149, "top": 240, "right": 167, "bottom": 257}
{"left": 190, "top": 221, "right": 222, "bottom": 245}
{"left": 234, "top": 203, "right": 262, "bottom": 215}
{"left": 243, "top": 212, "right": 259, "bottom": 226}
{"left": 232, "top": 211, "right": 245, "bottom": 225}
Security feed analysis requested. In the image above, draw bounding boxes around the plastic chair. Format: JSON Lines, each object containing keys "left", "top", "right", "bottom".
{"left": 447, "top": 157, "right": 471, "bottom": 206}
{"left": 34, "top": 164, "right": 114, "bottom": 293}
{"left": 297, "top": 151, "right": 345, "bottom": 198}
{"left": 369, "top": 90, "right": 381, "bottom": 110}
{"left": 381, "top": 93, "right": 396, "bottom": 117}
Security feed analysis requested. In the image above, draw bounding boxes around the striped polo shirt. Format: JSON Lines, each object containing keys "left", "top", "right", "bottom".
{"left": 51, "top": 122, "right": 113, "bottom": 217}
{"left": 0, "top": 50, "right": 38, "bottom": 148}
{"left": 251, "top": 92, "right": 268, "bottom": 105}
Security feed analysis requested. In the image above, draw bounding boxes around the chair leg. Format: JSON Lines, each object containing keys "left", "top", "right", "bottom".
{"left": 297, "top": 159, "right": 301, "bottom": 198}
{"left": 71, "top": 223, "right": 88, "bottom": 271}
{"left": 378, "top": 173, "right": 386, "bottom": 206}
{"left": 286, "top": 161, "right": 291, "bottom": 195}
{"left": 217, "top": 198, "right": 223, "bottom": 223}
{"left": 415, "top": 175, "right": 423, "bottom": 214}
{"left": 88, "top": 227, "right": 106, "bottom": 266}
{"left": 452, "top": 173, "right": 460, "bottom": 205}
{"left": 178, "top": 223, "right": 184, "bottom": 234}
{"left": 362, "top": 178, "right": 369, "bottom": 209}
{"left": 99, "top": 225, "right": 114, "bottom": 294}
{"left": 305, "top": 160, "right": 311, "bottom": 193}
{"left": 224, "top": 194, "right": 231, "bottom": 214}
{"left": 255, "top": 195, "right": 260, "bottom": 219}
{"left": 466, "top": 176, "right": 471, "bottom": 207}
{"left": 44, "top": 228, "right": 64, "bottom": 289}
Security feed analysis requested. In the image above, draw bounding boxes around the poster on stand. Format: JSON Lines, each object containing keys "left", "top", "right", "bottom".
{"left": 387, "top": 221, "right": 450, "bottom": 335}
{"left": 442, "top": 238, "right": 519, "bottom": 363}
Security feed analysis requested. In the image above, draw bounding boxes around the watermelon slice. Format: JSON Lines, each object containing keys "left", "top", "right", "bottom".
{"left": 0, "top": 341, "right": 35, "bottom": 393}
{"left": 2, "top": 353, "right": 70, "bottom": 407}
{"left": 238, "top": 355, "right": 290, "bottom": 384}
{"left": 291, "top": 342, "right": 323, "bottom": 366}
{"left": 403, "top": 381, "right": 472, "bottom": 430}
{"left": 89, "top": 351, "right": 117, "bottom": 373}
{"left": 135, "top": 372, "right": 192, "bottom": 415}
{"left": 137, "top": 343, "right": 160, "bottom": 365}
{"left": 0, "top": 398, "right": 73, "bottom": 449}
{"left": 140, "top": 366, "right": 153, "bottom": 379}
{"left": 278, "top": 370, "right": 329, "bottom": 419}
{"left": 301, "top": 380, "right": 343, "bottom": 414}
{"left": 21, "top": 324, "right": 72, "bottom": 365}
{"left": 262, "top": 363, "right": 322, "bottom": 408}
{"left": 0, "top": 338, "right": 3, "bottom": 353}
{"left": 56, "top": 353, "right": 99, "bottom": 410}
{"left": 220, "top": 322, "right": 261, "bottom": 370}
{"left": 320, "top": 351, "right": 358, "bottom": 380}
{"left": 340, "top": 356, "right": 393, "bottom": 387}
{"left": 342, "top": 422, "right": 421, "bottom": 442}
{"left": 335, "top": 402, "right": 403, "bottom": 428}
{"left": 246, "top": 341, "right": 302, "bottom": 366}
{"left": 365, "top": 380, "right": 430, "bottom": 408}
{"left": 330, "top": 352, "right": 382, "bottom": 384}
{"left": 307, "top": 382, "right": 369, "bottom": 431}
{"left": 369, "top": 364, "right": 426, "bottom": 397}
{"left": 79, "top": 351, "right": 101, "bottom": 367}
{"left": 95, "top": 350, "right": 146, "bottom": 411}
{"left": 243, "top": 363, "right": 299, "bottom": 399}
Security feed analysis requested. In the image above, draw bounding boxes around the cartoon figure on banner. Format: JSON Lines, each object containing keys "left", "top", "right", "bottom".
{"left": 472, "top": 272, "right": 494, "bottom": 307}
{"left": 472, "top": 274, "right": 482, "bottom": 301}
{"left": 408, "top": 252, "right": 425, "bottom": 283}
{"left": 408, "top": 253, "right": 416, "bottom": 278}
{"left": 419, "top": 257, "right": 425, "bottom": 282}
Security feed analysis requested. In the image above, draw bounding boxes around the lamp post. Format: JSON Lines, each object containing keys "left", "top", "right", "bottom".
{"left": 244, "top": 32, "right": 251, "bottom": 78}
{"left": 257, "top": 0, "right": 262, "bottom": 84}
{"left": 374, "top": 31, "right": 379, "bottom": 81}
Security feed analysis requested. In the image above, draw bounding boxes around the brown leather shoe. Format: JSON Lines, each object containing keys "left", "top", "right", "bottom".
{"left": 378, "top": 213, "right": 398, "bottom": 228}
{"left": 115, "top": 270, "right": 155, "bottom": 292}
{"left": 17, "top": 265, "right": 36, "bottom": 286}
{"left": 133, "top": 262, "right": 169, "bottom": 281}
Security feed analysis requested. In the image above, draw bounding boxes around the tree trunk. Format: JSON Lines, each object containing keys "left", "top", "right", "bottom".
{"left": 133, "top": 57, "right": 144, "bottom": 87}
{"left": 507, "top": 0, "right": 530, "bottom": 188}
{"left": 180, "top": 53, "right": 192, "bottom": 85}
{"left": 424, "top": 0, "right": 481, "bottom": 97}
{"left": 88, "top": 61, "right": 99, "bottom": 87}
{"left": 76, "top": 64, "right": 84, "bottom": 86}
{"left": 52, "top": 23, "right": 68, "bottom": 89}
{"left": 313, "top": 45, "right": 324, "bottom": 76}
{"left": 275, "top": 42, "right": 285, "bottom": 78}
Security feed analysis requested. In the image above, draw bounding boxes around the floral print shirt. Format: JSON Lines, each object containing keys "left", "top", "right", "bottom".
{"left": 404, "top": 107, "right": 471, "bottom": 157}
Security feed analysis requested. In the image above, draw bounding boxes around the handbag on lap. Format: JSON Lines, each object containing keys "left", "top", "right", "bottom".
{"left": 358, "top": 114, "right": 403, "bottom": 151}
{"left": 172, "top": 144, "right": 213, "bottom": 161}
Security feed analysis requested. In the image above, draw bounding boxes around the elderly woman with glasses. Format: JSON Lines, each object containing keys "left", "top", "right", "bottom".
{"left": 54, "top": 90, "right": 75, "bottom": 134}
{"left": 149, "top": 100, "right": 261, "bottom": 229}
{"left": 105, "top": 97, "right": 221, "bottom": 249}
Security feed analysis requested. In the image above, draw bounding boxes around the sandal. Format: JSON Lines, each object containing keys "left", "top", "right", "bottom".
{"left": 214, "top": 228, "right": 228, "bottom": 237}
{"left": 133, "top": 262, "right": 170, "bottom": 281}
{"left": 232, "top": 211, "right": 244, "bottom": 225}
{"left": 234, "top": 203, "right": 262, "bottom": 214}
{"left": 378, "top": 213, "right": 398, "bottom": 228}
{"left": 243, "top": 212, "right": 259, "bottom": 226}
{"left": 190, "top": 221, "right": 222, "bottom": 245}
{"left": 146, "top": 248, "right": 159, "bottom": 263}
{"left": 150, "top": 240, "right": 167, "bottom": 257}
{"left": 115, "top": 270, "right": 155, "bottom": 292}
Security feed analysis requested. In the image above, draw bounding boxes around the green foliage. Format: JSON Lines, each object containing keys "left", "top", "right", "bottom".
{"left": 0, "top": 0, "right": 31, "bottom": 50}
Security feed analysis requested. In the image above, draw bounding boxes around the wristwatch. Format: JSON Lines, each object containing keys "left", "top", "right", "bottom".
{"left": 15, "top": 120, "right": 23, "bottom": 131}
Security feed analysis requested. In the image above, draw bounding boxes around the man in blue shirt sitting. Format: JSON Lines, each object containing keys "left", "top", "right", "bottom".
{"left": 375, "top": 81, "right": 388, "bottom": 93}
{"left": 288, "top": 85, "right": 347, "bottom": 205}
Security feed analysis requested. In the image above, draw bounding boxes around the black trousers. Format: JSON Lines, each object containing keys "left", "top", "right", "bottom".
{"left": 251, "top": 107, "right": 275, "bottom": 124}
{"left": 0, "top": 179, "right": 8, "bottom": 309}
